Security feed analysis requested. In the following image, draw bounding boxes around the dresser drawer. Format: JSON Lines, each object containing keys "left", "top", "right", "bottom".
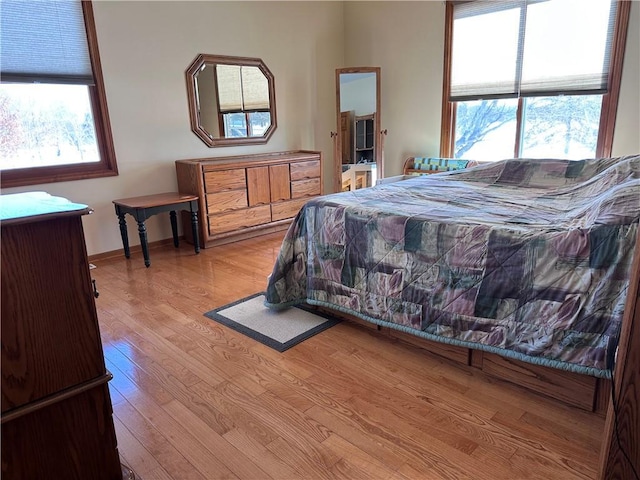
{"left": 292, "top": 178, "right": 321, "bottom": 198}
{"left": 206, "top": 190, "right": 248, "bottom": 214}
{"left": 204, "top": 169, "right": 246, "bottom": 192}
{"left": 271, "top": 198, "right": 310, "bottom": 222}
{"left": 208, "top": 205, "right": 272, "bottom": 234}
{"left": 290, "top": 160, "right": 320, "bottom": 181}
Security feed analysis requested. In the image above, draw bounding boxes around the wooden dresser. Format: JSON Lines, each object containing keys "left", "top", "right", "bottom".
{"left": 1, "top": 192, "right": 122, "bottom": 480}
{"left": 176, "top": 150, "right": 323, "bottom": 247}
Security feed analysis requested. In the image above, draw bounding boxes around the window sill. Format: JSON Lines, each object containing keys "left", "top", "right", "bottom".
{"left": 1, "top": 163, "right": 118, "bottom": 189}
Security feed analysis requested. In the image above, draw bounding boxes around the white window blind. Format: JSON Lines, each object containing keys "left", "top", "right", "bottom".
{"left": 216, "top": 64, "right": 270, "bottom": 112}
{"left": 241, "top": 66, "right": 269, "bottom": 110}
{"left": 1, "top": 0, "right": 93, "bottom": 84}
{"left": 451, "top": 1, "right": 525, "bottom": 99}
{"left": 520, "top": 0, "right": 616, "bottom": 95}
{"left": 216, "top": 64, "right": 244, "bottom": 112}
{"left": 450, "top": 0, "right": 617, "bottom": 101}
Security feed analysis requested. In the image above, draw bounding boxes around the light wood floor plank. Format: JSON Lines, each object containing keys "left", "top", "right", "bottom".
{"left": 112, "top": 415, "right": 161, "bottom": 477}
{"left": 188, "top": 380, "right": 281, "bottom": 449}
{"left": 391, "top": 462, "right": 457, "bottom": 480}
{"left": 342, "top": 393, "right": 503, "bottom": 480}
{"left": 142, "top": 467, "right": 174, "bottom": 480}
{"left": 107, "top": 360, "right": 239, "bottom": 479}
{"left": 304, "top": 403, "right": 424, "bottom": 472}
{"left": 106, "top": 329, "right": 235, "bottom": 437}
{"left": 215, "top": 381, "right": 341, "bottom": 471}
{"left": 332, "top": 344, "right": 599, "bottom": 468}
{"left": 222, "top": 428, "right": 300, "bottom": 480}
{"left": 321, "top": 433, "right": 399, "bottom": 480}
{"left": 113, "top": 399, "right": 207, "bottom": 480}
{"left": 264, "top": 436, "right": 337, "bottom": 480}
{"left": 161, "top": 399, "right": 271, "bottom": 479}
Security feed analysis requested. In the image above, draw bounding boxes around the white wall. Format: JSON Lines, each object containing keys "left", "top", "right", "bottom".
{"left": 4, "top": 1, "right": 343, "bottom": 256}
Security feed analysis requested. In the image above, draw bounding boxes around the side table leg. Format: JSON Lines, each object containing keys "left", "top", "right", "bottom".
{"left": 170, "top": 210, "right": 179, "bottom": 248}
{"left": 191, "top": 210, "right": 200, "bottom": 254}
{"left": 137, "top": 221, "right": 151, "bottom": 267}
{"left": 116, "top": 210, "right": 131, "bottom": 259}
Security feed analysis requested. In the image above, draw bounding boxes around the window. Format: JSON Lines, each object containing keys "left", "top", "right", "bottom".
{"left": 440, "top": 0, "right": 631, "bottom": 161}
{"left": 0, "top": 0, "right": 117, "bottom": 188}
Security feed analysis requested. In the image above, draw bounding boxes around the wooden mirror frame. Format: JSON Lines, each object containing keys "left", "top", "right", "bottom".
{"left": 185, "top": 54, "right": 277, "bottom": 147}
{"left": 334, "top": 67, "right": 382, "bottom": 193}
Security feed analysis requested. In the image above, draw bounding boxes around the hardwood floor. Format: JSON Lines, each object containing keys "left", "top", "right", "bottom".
{"left": 92, "top": 232, "right": 605, "bottom": 480}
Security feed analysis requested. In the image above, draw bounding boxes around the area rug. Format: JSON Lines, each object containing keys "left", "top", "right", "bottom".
{"left": 204, "top": 292, "right": 340, "bottom": 352}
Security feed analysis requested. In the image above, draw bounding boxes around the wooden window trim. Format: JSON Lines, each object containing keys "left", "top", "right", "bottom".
{"left": 513, "top": 97, "right": 524, "bottom": 158}
{"left": 597, "top": 0, "right": 632, "bottom": 157}
{"left": 440, "top": 0, "right": 632, "bottom": 159}
{"left": 1, "top": 1, "right": 118, "bottom": 189}
{"left": 439, "top": 1, "right": 455, "bottom": 157}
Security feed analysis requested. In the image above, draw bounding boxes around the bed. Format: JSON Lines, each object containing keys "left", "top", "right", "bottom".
{"left": 265, "top": 155, "right": 640, "bottom": 410}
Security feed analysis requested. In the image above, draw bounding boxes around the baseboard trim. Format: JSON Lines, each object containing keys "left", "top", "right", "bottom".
{"left": 88, "top": 237, "right": 178, "bottom": 263}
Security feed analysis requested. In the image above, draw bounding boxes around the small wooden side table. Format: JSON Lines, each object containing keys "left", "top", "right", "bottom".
{"left": 113, "top": 192, "right": 200, "bottom": 267}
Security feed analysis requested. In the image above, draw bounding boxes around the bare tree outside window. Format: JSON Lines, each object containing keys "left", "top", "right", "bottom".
{"left": 454, "top": 100, "right": 517, "bottom": 158}
{"left": 521, "top": 95, "right": 602, "bottom": 157}
{"left": 0, "top": 84, "right": 99, "bottom": 170}
{"left": 0, "top": 91, "right": 24, "bottom": 159}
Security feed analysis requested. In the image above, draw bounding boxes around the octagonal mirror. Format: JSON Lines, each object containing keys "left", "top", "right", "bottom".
{"left": 186, "top": 54, "right": 277, "bottom": 147}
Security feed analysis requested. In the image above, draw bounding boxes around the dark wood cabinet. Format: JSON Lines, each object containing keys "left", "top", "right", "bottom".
{"left": 340, "top": 110, "right": 354, "bottom": 164}
{"left": 1, "top": 192, "right": 122, "bottom": 480}
{"left": 354, "top": 114, "right": 375, "bottom": 164}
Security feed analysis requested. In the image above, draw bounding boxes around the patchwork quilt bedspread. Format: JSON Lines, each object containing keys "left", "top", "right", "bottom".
{"left": 265, "top": 155, "right": 640, "bottom": 377}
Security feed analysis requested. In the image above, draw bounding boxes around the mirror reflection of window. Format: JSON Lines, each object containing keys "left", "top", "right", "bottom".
{"left": 216, "top": 64, "right": 270, "bottom": 138}
{"left": 249, "top": 111, "right": 271, "bottom": 136}
{"left": 223, "top": 112, "right": 247, "bottom": 138}
{"left": 216, "top": 65, "right": 243, "bottom": 112}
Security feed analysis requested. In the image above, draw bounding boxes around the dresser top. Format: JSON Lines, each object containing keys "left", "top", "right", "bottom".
{"left": 175, "top": 150, "right": 321, "bottom": 167}
{"left": 1, "top": 191, "right": 90, "bottom": 225}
